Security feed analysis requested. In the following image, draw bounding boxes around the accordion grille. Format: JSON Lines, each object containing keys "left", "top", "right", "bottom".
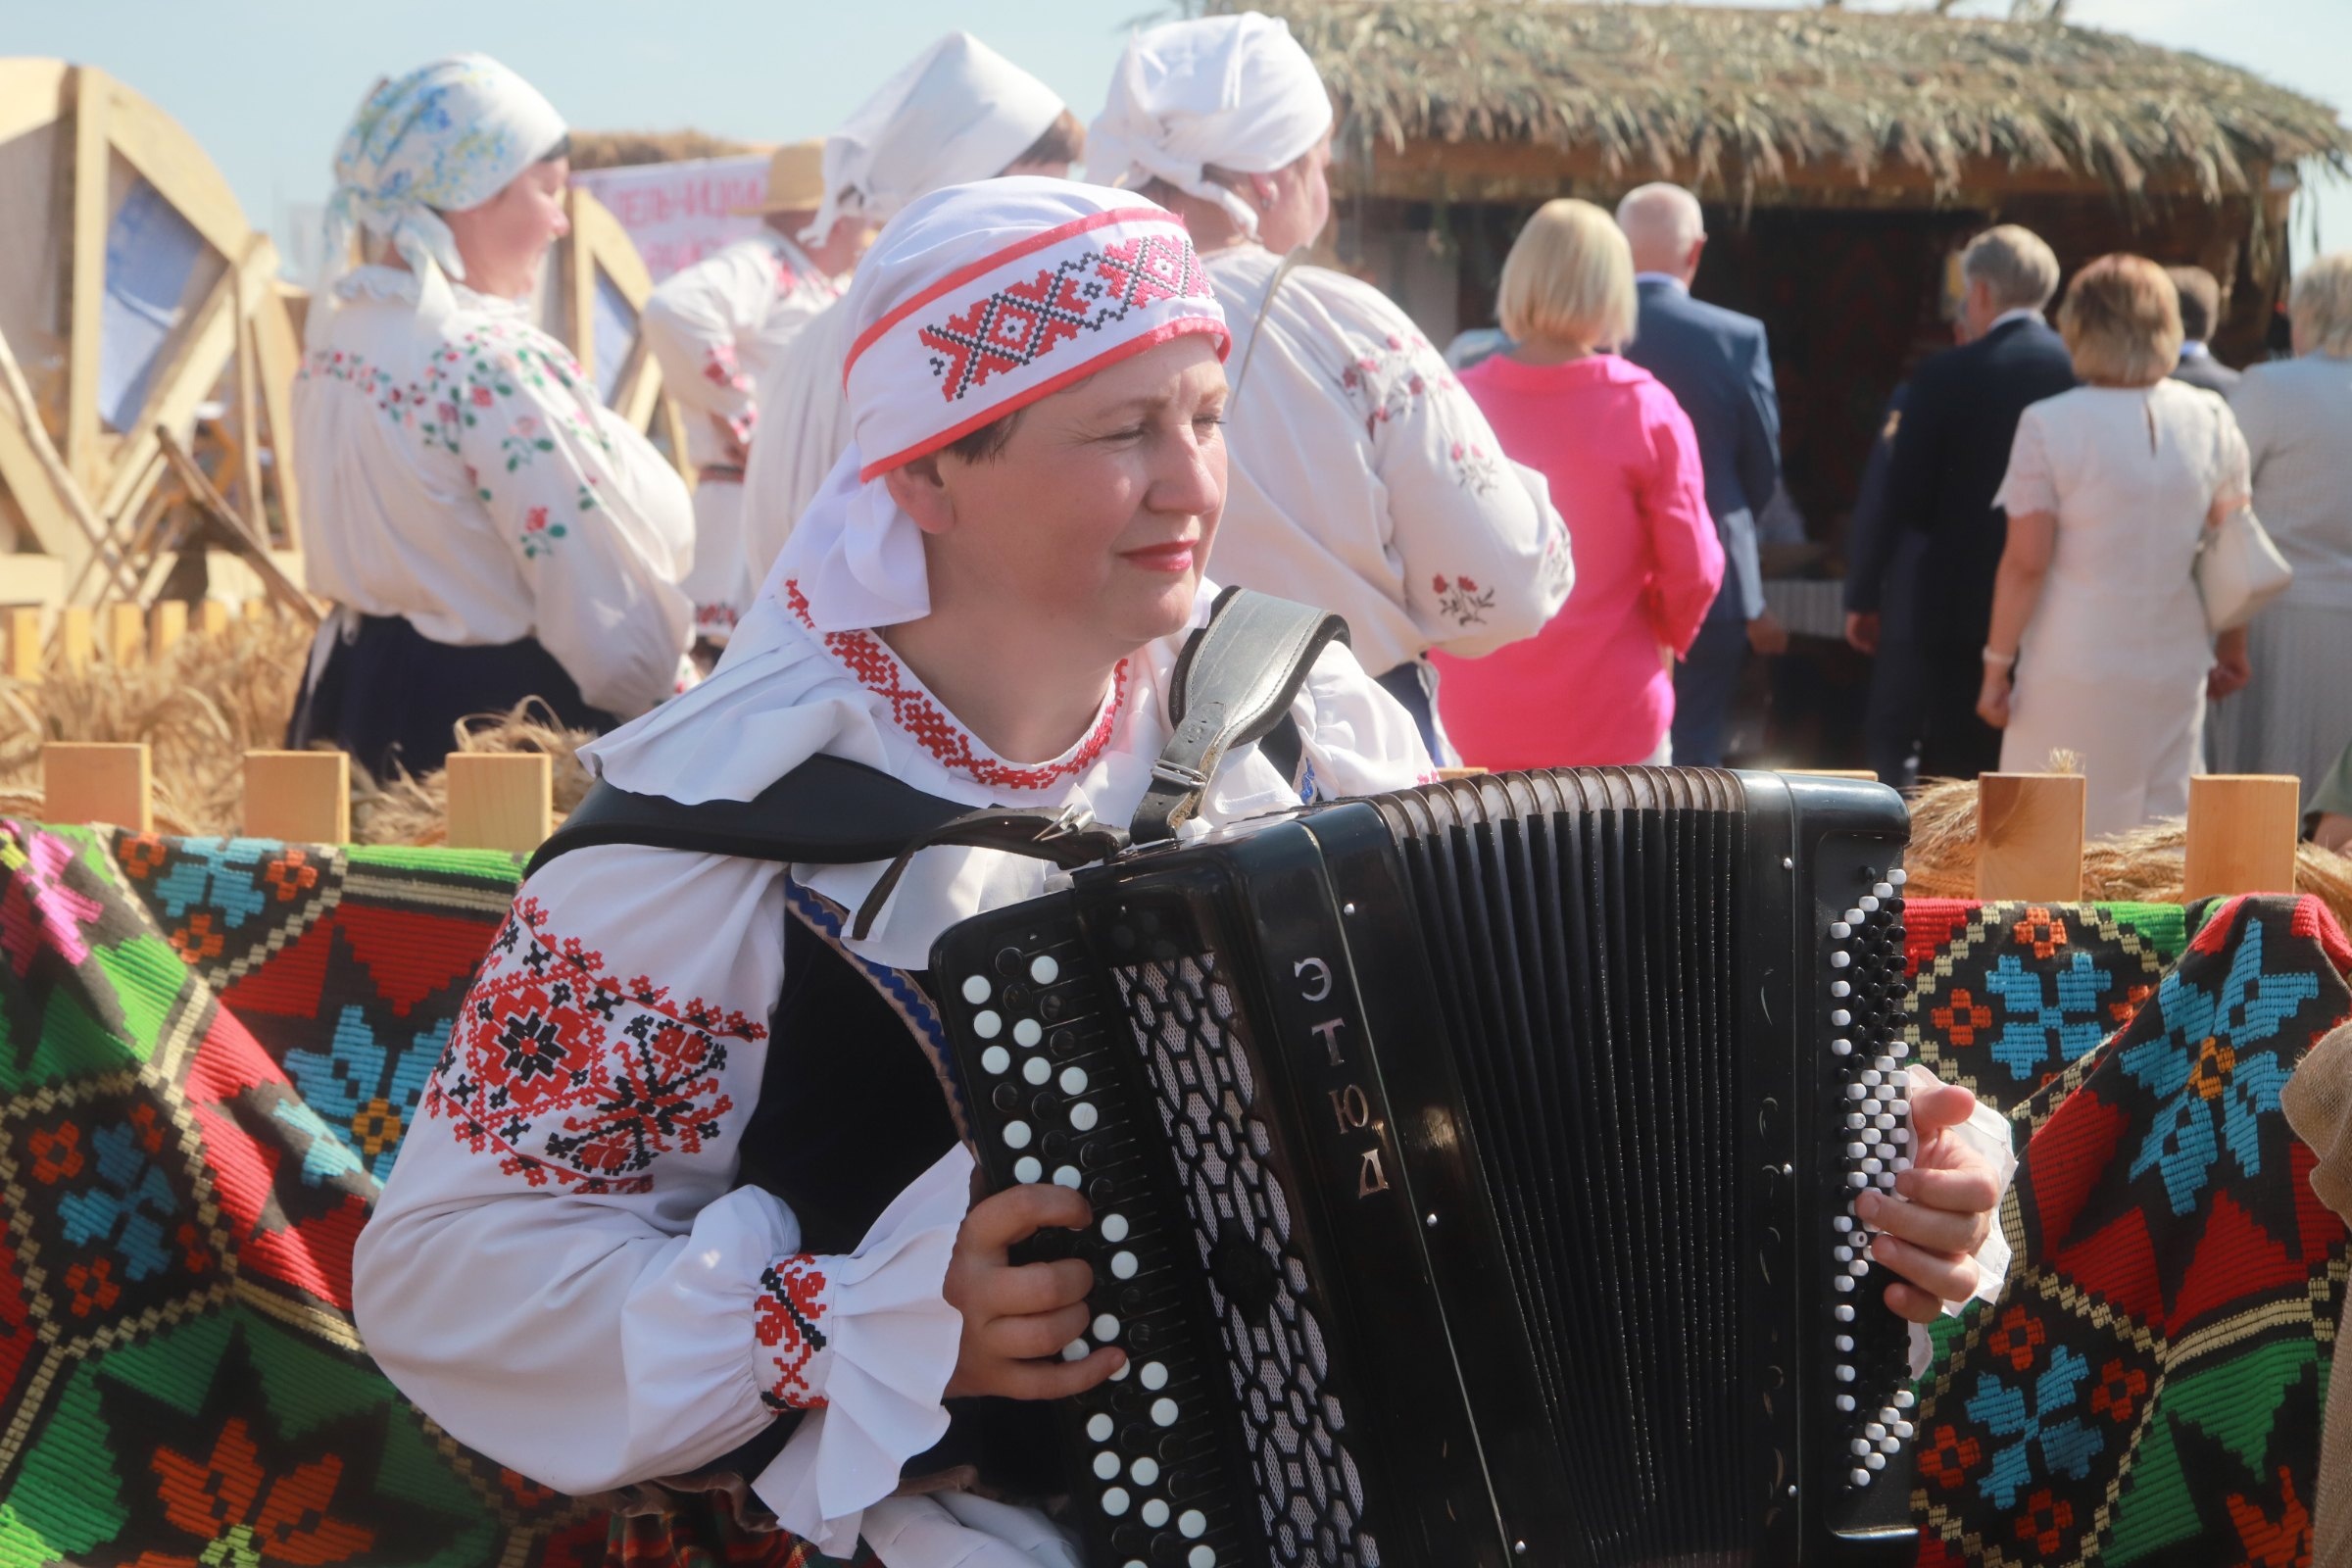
{"left": 1116, "top": 955, "right": 1381, "bottom": 1567}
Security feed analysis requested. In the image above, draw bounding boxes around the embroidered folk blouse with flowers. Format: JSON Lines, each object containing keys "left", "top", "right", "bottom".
{"left": 294, "top": 267, "right": 695, "bottom": 719}
{"left": 1197, "top": 244, "right": 1575, "bottom": 680}
{"left": 352, "top": 573, "right": 1435, "bottom": 1567}
{"left": 642, "top": 233, "right": 844, "bottom": 636}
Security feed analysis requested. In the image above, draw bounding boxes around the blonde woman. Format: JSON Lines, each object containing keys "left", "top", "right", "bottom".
{"left": 2206, "top": 252, "right": 2352, "bottom": 804}
{"left": 1434, "top": 197, "right": 1723, "bottom": 767}
{"left": 1977, "top": 254, "right": 2252, "bottom": 835}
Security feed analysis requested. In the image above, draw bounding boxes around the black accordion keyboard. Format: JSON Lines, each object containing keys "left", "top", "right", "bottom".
{"left": 933, "top": 769, "right": 1918, "bottom": 1567}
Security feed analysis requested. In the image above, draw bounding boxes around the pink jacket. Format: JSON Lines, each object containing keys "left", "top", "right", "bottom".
{"left": 1437, "top": 353, "right": 1723, "bottom": 767}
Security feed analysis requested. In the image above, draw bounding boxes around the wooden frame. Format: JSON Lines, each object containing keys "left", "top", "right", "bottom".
{"left": 546, "top": 186, "right": 692, "bottom": 479}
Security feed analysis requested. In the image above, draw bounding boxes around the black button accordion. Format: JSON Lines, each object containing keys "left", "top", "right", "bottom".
{"left": 931, "top": 768, "right": 1922, "bottom": 1567}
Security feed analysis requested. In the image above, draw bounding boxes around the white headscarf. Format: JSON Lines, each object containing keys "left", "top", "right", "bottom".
{"left": 763, "top": 177, "right": 1229, "bottom": 634}
{"left": 800, "top": 32, "right": 1067, "bottom": 248}
{"left": 1088, "top": 12, "right": 1333, "bottom": 237}
{"left": 316, "top": 54, "right": 565, "bottom": 341}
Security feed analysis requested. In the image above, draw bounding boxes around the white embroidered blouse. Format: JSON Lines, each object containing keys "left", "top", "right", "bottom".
{"left": 642, "top": 231, "right": 844, "bottom": 473}
{"left": 1200, "top": 244, "right": 1575, "bottom": 678}
{"left": 736, "top": 298, "right": 858, "bottom": 587}
{"left": 352, "top": 578, "right": 1435, "bottom": 1566}
{"left": 294, "top": 268, "right": 696, "bottom": 719}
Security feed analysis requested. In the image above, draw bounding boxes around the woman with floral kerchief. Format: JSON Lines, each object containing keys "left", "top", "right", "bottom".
{"left": 290, "top": 56, "right": 694, "bottom": 779}
{"left": 353, "top": 181, "right": 2009, "bottom": 1568}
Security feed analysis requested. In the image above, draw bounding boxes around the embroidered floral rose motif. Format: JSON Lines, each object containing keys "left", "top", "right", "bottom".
{"left": 1988, "top": 1304, "right": 2047, "bottom": 1372}
{"left": 63, "top": 1257, "right": 120, "bottom": 1317}
{"left": 518, "top": 506, "right": 568, "bottom": 560}
{"left": 1431, "top": 573, "right": 1496, "bottom": 628}
{"left": 2088, "top": 1358, "right": 2146, "bottom": 1424}
{"left": 2015, "top": 1488, "right": 2074, "bottom": 1558}
{"left": 469, "top": 385, "right": 494, "bottom": 408}
{"left": 27, "top": 1122, "right": 83, "bottom": 1184}
{"left": 263, "top": 851, "right": 317, "bottom": 903}
{"left": 171, "top": 912, "right": 226, "bottom": 964}
{"left": 1918, "top": 1423, "right": 1982, "bottom": 1492}
{"left": 119, "top": 833, "right": 169, "bottom": 880}
{"left": 1933, "top": 988, "right": 1994, "bottom": 1047}
{"left": 147, "top": 1415, "right": 375, "bottom": 1565}
{"left": 2109, "top": 981, "right": 2154, "bottom": 1025}
{"left": 2013, "top": 906, "right": 2069, "bottom": 960}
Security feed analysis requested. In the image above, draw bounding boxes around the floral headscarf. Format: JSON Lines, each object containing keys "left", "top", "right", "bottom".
{"left": 317, "top": 54, "right": 565, "bottom": 337}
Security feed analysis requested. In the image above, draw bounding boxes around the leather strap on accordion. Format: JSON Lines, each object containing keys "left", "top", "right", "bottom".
{"left": 1131, "top": 585, "right": 1348, "bottom": 845}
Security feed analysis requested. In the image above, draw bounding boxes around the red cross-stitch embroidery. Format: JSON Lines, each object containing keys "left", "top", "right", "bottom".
{"left": 426, "top": 897, "right": 761, "bottom": 1191}
{"left": 784, "top": 580, "right": 1127, "bottom": 790}
{"left": 918, "top": 232, "right": 1211, "bottom": 403}
{"left": 756, "top": 1254, "right": 830, "bottom": 1410}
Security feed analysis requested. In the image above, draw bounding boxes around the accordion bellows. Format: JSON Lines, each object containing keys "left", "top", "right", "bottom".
{"left": 935, "top": 768, "right": 1922, "bottom": 1567}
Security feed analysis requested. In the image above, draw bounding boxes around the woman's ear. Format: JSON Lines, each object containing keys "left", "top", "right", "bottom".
{"left": 884, "top": 456, "right": 956, "bottom": 536}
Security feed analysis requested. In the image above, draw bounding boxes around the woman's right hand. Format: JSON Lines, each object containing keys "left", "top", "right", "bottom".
{"left": 1976, "top": 667, "right": 2013, "bottom": 730}
{"left": 942, "top": 1184, "right": 1124, "bottom": 1400}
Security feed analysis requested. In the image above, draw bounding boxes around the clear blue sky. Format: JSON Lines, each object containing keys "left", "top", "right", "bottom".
{"left": 11, "top": 0, "right": 2348, "bottom": 265}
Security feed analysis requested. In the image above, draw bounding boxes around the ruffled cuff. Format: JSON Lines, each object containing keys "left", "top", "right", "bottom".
{"left": 751, "top": 1144, "right": 972, "bottom": 1552}
{"left": 1904, "top": 1065, "right": 2020, "bottom": 1378}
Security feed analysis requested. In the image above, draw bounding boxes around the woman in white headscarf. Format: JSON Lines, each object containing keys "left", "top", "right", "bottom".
{"left": 353, "top": 177, "right": 2007, "bottom": 1568}
{"left": 290, "top": 55, "right": 694, "bottom": 779}
{"left": 1089, "top": 12, "right": 1573, "bottom": 760}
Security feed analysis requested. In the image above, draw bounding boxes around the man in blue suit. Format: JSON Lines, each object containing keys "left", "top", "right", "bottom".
{"left": 1616, "top": 183, "right": 1784, "bottom": 766}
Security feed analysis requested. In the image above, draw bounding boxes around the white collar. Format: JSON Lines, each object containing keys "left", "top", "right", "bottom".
{"left": 1634, "top": 271, "right": 1690, "bottom": 294}
{"left": 2179, "top": 339, "right": 2212, "bottom": 360}
{"left": 1988, "top": 306, "right": 2045, "bottom": 334}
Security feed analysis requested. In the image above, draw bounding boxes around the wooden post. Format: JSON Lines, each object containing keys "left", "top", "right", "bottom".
{"left": 241, "top": 599, "right": 269, "bottom": 623}
{"left": 4, "top": 608, "right": 41, "bottom": 681}
{"left": 1786, "top": 768, "right": 1882, "bottom": 781}
{"left": 60, "top": 607, "right": 92, "bottom": 672}
{"left": 241, "top": 750, "right": 349, "bottom": 844}
{"left": 1976, "top": 773, "right": 2086, "bottom": 902}
{"left": 104, "top": 603, "right": 144, "bottom": 665}
{"left": 198, "top": 600, "right": 232, "bottom": 638}
{"left": 2183, "top": 774, "right": 2302, "bottom": 899}
{"left": 149, "top": 600, "right": 188, "bottom": 661}
{"left": 446, "top": 753, "right": 553, "bottom": 854}
{"left": 43, "top": 743, "right": 153, "bottom": 831}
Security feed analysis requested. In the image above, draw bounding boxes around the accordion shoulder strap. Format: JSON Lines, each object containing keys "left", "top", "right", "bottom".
{"left": 1131, "top": 586, "right": 1349, "bottom": 845}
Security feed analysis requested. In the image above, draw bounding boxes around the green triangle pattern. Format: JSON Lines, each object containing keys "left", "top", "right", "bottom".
{"left": 87, "top": 932, "right": 186, "bottom": 1061}
{"left": 2163, "top": 1338, "right": 2313, "bottom": 1470}
{"left": 2103, "top": 1404, "right": 2199, "bottom": 1564}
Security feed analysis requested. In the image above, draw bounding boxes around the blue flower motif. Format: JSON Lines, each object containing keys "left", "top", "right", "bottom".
{"left": 2118, "top": 920, "right": 2314, "bottom": 1216}
{"left": 1984, "top": 950, "right": 2114, "bottom": 1078}
{"left": 57, "top": 1120, "right": 177, "bottom": 1281}
{"left": 280, "top": 1004, "right": 445, "bottom": 1182}
{"left": 1964, "top": 1343, "right": 2104, "bottom": 1509}
{"left": 148, "top": 838, "right": 276, "bottom": 930}
{"left": 268, "top": 1098, "right": 370, "bottom": 1189}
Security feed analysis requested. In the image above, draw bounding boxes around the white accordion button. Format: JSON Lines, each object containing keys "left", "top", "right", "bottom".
{"left": 1836, "top": 1363, "right": 1856, "bottom": 1382}
{"left": 1004, "top": 1121, "right": 1032, "bottom": 1149}
{"left": 1894, "top": 1390, "right": 1916, "bottom": 1409}
{"left": 1030, "top": 955, "right": 1059, "bottom": 984}
{"left": 981, "top": 1046, "right": 1011, "bottom": 1076}
{"left": 1102, "top": 1487, "right": 1130, "bottom": 1516}
{"left": 1061, "top": 1066, "right": 1089, "bottom": 1095}
{"left": 1844, "top": 907, "right": 1865, "bottom": 925}
{"left": 1111, "top": 1250, "right": 1140, "bottom": 1279}
{"left": 1152, "top": 1397, "right": 1179, "bottom": 1426}
{"left": 1143, "top": 1499, "right": 1171, "bottom": 1528}
{"left": 1831, "top": 951, "right": 1852, "bottom": 969}
{"left": 1890, "top": 868, "right": 1909, "bottom": 886}
{"left": 1835, "top": 1304, "right": 1855, "bottom": 1323}
{"left": 1141, "top": 1361, "right": 1169, "bottom": 1390}
{"left": 1832, "top": 980, "right": 1852, "bottom": 998}
{"left": 1190, "top": 1548, "right": 1216, "bottom": 1568}
{"left": 1088, "top": 1413, "right": 1114, "bottom": 1442}
{"left": 1832, "top": 1009, "right": 1852, "bottom": 1028}
{"left": 1101, "top": 1213, "right": 1130, "bottom": 1243}
{"left": 1851, "top": 1467, "right": 1871, "bottom": 1488}
{"left": 1894, "top": 1420, "right": 1916, "bottom": 1441}
{"left": 961, "top": 975, "right": 992, "bottom": 1004}
{"left": 1865, "top": 1422, "right": 1886, "bottom": 1440}
{"left": 1023, "top": 1056, "right": 1051, "bottom": 1085}
{"left": 1851, "top": 1439, "right": 1873, "bottom": 1457}
{"left": 1055, "top": 1165, "right": 1081, "bottom": 1189}
{"left": 1837, "top": 1335, "right": 1855, "bottom": 1352}
{"left": 1094, "top": 1450, "right": 1121, "bottom": 1480}
{"left": 1179, "top": 1509, "right": 1207, "bottom": 1539}
{"left": 1071, "top": 1102, "right": 1101, "bottom": 1132}
{"left": 1874, "top": 882, "right": 1894, "bottom": 900}
{"left": 1832, "top": 1039, "right": 1853, "bottom": 1056}
{"left": 1013, "top": 1018, "right": 1043, "bottom": 1048}
{"left": 1094, "top": 1313, "right": 1120, "bottom": 1341}
{"left": 974, "top": 1010, "right": 1002, "bottom": 1039}
{"left": 1062, "top": 1340, "right": 1090, "bottom": 1361}
{"left": 1865, "top": 1453, "right": 1886, "bottom": 1471}
{"left": 1830, "top": 921, "right": 1851, "bottom": 939}
{"left": 1837, "top": 1394, "right": 1856, "bottom": 1412}
{"left": 1131, "top": 1456, "right": 1160, "bottom": 1486}
{"left": 1014, "top": 1155, "right": 1043, "bottom": 1184}
{"left": 1860, "top": 895, "right": 1881, "bottom": 913}
{"left": 1879, "top": 1437, "right": 1902, "bottom": 1454}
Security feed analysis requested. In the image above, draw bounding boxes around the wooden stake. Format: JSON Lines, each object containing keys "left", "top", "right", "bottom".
{"left": 60, "top": 607, "right": 92, "bottom": 672}
{"left": 1785, "top": 768, "right": 1881, "bottom": 781}
{"left": 105, "top": 603, "right": 144, "bottom": 665}
{"left": 4, "top": 608, "right": 40, "bottom": 682}
{"left": 446, "top": 753, "right": 553, "bottom": 854}
{"left": 242, "top": 599, "right": 268, "bottom": 623}
{"left": 198, "top": 600, "right": 232, "bottom": 638}
{"left": 1434, "top": 766, "right": 1488, "bottom": 780}
{"left": 1976, "top": 773, "right": 2086, "bottom": 902}
{"left": 2184, "top": 774, "right": 2302, "bottom": 899}
{"left": 242, "top": 750, "right": 349, "bottom": 844}
{"left": 149, "top": 600, "right": 188, "bottom": 661}
{"left": 43, "top": 743, "right": 152, "bottom": 831}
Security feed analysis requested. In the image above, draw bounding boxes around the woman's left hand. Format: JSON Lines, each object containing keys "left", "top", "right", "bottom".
{"left": 1976, "top": 668, "right": 2013, "bottom": 729}
{"left": 1862, "top": 1079, "right": 2004, "bottom": 1324}
{"left": 2208, "top": 627, "right": 2252, "bottom": 700}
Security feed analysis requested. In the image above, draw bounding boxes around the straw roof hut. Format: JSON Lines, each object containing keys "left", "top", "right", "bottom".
{"left": 1244, "top": 0, "right": 2351, "bottom": 531}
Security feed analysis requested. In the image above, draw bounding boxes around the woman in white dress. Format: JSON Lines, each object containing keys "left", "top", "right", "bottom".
{"left": 1977, "top": 254, "right": 2252, "bottom": 836}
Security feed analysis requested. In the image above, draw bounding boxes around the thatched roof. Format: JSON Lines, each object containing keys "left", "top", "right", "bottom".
{"left": 568, "top": 129, "right": 763, "bottom": 171}
{"left": 1244, "top": 1, "right": 2350, "bottom": 201}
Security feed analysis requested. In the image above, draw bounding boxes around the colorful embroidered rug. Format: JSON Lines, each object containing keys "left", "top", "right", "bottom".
{"left": 1907, "top": 895, "right": 2352, "bottom": 1567}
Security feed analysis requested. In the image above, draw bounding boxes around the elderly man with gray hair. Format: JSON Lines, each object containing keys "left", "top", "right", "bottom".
{"left": 1614, "top": 182, "right": 1785, "bottom": 766}
{"left": 1843, "top": 223, "right": 2077, "bottom": 785}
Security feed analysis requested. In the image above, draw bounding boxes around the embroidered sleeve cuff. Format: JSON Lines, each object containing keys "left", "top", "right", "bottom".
{"left": 751, "top": 1145, "right": 973, "bottom": 1551}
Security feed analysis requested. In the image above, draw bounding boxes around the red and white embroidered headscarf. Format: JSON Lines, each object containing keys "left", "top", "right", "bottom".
{"left": 764, "top": 177, "right": 1229, "bottom": 632}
